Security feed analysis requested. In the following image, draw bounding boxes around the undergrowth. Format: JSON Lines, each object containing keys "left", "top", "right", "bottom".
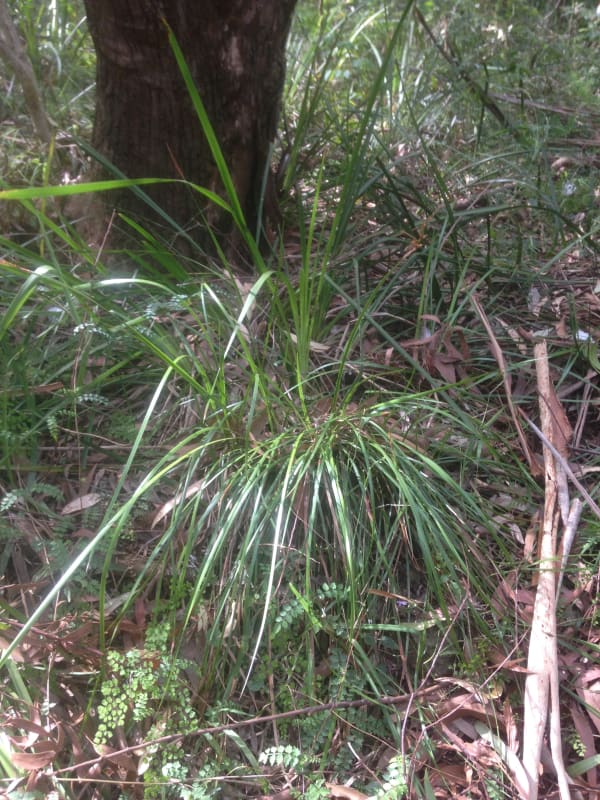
{"left": 1, "top": 0, "right": 599, "bottom": 798}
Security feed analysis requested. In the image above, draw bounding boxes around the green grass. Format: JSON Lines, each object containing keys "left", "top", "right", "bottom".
{"left": 1, "top": 0, "right": 599, "bottom": 797}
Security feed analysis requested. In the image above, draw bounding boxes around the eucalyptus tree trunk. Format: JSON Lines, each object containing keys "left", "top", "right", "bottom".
{"left": 83, "top": 0, "right": 297, "bottom": 251}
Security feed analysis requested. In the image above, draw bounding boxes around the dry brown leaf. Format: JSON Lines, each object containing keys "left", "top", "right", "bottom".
{"left": 151, "top": 479, "right": 205, "bottom": 527}
{"left": 431, "top": 350, "right": 457, "bottom": 383}
{"left": 11, "top": 749, "right": 57, "bottom": 769}
{"left": 433, "top": 761, "right": 470, "bottom": 784}
{"left": 289, "top": 332, "right": 330, "bottom": 352}
{"left": 575, "top": 673, "right": 600, "bottom": 737}
{"left": 503, "top": 699, "right": 519, "bottom": 753}
{"left": 440, "top": 721, "right": 500, "bottom": 765}
{"left": 257, "top": 792, "right": 293, "bottom": 800}
{"left": 569, "top": 701, "right": 597, "bottom": 787}
{"left": 326, "top": 783, "right": 369, "bottom": 800}
{"left": 4, "top": 717, "right": 50, "bottom": 740}
{"left": 435, "top": 692, "right": 498, "bottom": 725}
{"left": 61, "top": 493, "right": 102, "bottom": 515}
{"left": 555, "top": 317, "right": 569, "bottom": 339}
{"left": 92, "top": 742, "right": 138, "bottom": 773}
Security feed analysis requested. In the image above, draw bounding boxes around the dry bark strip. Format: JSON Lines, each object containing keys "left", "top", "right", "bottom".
{"left": 522, "top": 340, "right": 571, "bottom": 800}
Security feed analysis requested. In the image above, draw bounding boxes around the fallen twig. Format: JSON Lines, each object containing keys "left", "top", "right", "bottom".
{"left": 519, "top": 412, "right": 600, "bottom": 522}
{"left": 522, "top": 340, "right": 571, "bottom": 800}
{"left": 51, "top": 686, "right": 442, "bottom": 778}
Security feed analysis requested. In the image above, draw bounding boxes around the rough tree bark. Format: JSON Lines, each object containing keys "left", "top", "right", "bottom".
{"left": 82, "top": 0, "right": 297, "bottom": 251}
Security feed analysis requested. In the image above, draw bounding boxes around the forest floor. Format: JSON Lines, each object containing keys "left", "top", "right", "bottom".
{"left": 1, "top": 2, "right": 600, "bottom": 799}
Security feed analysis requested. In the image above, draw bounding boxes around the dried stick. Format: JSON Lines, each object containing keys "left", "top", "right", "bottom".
{"left": 522, "top": 341, "right": 571, "bottom": 800}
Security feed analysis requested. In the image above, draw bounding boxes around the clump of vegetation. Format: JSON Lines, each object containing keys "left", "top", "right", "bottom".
{"left": 95, "top": 621, "right": 200, "bottom": 797}
{"left": 1, "top": 0, "right": 599, "bottom": 798}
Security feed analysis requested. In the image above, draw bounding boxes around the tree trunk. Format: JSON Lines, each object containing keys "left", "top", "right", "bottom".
{"left": 83, "top": 0, "right": 297, "bottom": 251}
